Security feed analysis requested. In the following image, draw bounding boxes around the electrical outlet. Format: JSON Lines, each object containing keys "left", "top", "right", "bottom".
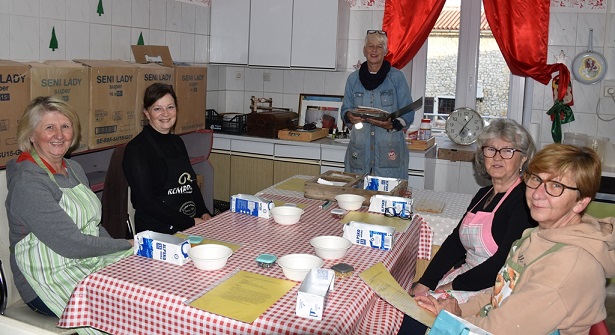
{"left": 603, "top": 80, "right": 615, "bottom": 97}
{"left": 235, "top": 71, "right": 242, "bottom": 80}
{"left": 263, "top": 72, "right": 271, "bottom": 82}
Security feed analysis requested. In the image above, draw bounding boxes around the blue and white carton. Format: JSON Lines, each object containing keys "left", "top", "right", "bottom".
{"left": 296, "top": 268, "right": 335, "bottom": 320}
{"left": 342, "top": 221, "right": 395, "bottom": 250}
{"left": 364, "top": 176, "right": 401, "bottom": 192}
{"left": 230, "top": 194, "right": 272, "bottom": 218}
{"left": 134, "top": 230, "right": 190, "bottom": 265}
{"left": 368, "top": 195, "right": 413, "bottom": 214}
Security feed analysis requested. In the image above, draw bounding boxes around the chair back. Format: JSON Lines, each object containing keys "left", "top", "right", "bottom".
{"left": 101, "top": 145, "right": 131, "bottom": 239}
{"left": 589, "top": 320, "right": 610, "bottom": 335}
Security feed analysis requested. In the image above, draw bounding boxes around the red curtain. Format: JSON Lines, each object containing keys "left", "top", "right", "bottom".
{"left": 383, "top": 0, "right": 570, "bottom": 100}
{"left": 482, "top": 0, "right": 570, "bottom": 100}
{"left": 382, "top": 0, "right": 447, "bottom": 69}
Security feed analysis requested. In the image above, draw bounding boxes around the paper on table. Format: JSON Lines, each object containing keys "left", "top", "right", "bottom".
{"left": 187, "top": 270, "right": 296, "bottom": 324}
{"left": 272, "top": 200, "right": 308, "bottom": 209}
{"left": 174, "top": 233, "right": 242, "bottom": 252}
{"left": 340, "top": 211, "right": 411, "bottom": 233}
{"left": 274, "top": 177, "right": 307, "bottom": 192}
{"left": 317, "top": 178, "right": 347, "bottom": 186}
{"left": 359, "top": 262, "right": 436, "bottom": 327}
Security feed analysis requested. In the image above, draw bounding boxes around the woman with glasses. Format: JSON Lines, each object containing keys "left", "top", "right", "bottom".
{"left": 123, "top": 83, "right": 211, "bottom": 234}
{"left": 411, "top": 119, "right": 537, "bottom": 304}
{"left": 413, "top": 143, "right": 615, "bottom": 334}
{"left": 341, "top": 29, "right": 414, "bottom": 180}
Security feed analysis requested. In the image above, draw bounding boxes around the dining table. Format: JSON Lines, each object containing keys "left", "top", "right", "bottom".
{"left": 58, "top": 190, "right": 422, "bottom": 334}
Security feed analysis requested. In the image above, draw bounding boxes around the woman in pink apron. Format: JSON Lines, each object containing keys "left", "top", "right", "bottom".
{"left": 411, "top": 119, "right": 537, "bottom": 303}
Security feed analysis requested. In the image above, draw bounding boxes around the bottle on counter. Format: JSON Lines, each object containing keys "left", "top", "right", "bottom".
{"left": 418, "top": 118, "right": 432, "bottom": 140}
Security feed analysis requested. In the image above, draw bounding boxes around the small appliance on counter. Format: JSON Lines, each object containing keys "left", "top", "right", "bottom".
{"left": 246, "top": 96, "right": 298, "bottom": 138}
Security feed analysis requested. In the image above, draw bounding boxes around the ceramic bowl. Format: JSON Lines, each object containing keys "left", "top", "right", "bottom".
{"left": 334, "top": 194, "right": 366, "bottom": 211}
{"left": 270, "top": 206, "right": 304, "bottom": 225}
{"left": 309, "top": 235, "right": 352, "bottom": 260}
{"left": 277, "top": 254, "right": 324, "bottom": 281}
{"left": 188, "top": 244, "right": 233, "bottom": 271}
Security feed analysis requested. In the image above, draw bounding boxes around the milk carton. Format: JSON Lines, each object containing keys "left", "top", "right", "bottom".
{"left": 230, "top": 194, "right": 272, "bottom": 218}
{"left": 296, "top": 269, "right": 335, "bottom": 320}
{"left": 342, "top": 221, "right": 395, "bottom": 250}
{"left": 134, "top": 231, "right": 190, "bottom": 265}
{"left": 368, "top": 195, "right": 413, "bottom": 214}
{"left": 364, "top": 176, "right": 401, "bottom": 192}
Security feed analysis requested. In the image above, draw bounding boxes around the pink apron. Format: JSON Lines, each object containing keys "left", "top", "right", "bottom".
{"left": 437, "top": 178, "right": 521, "bottom": 303}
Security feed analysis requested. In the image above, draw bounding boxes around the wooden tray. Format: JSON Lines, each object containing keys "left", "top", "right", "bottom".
{"left": 303, "top": 170, "right": 408, "bottom": 205}
{"left": 278, "top": 128, "right": 328, "bottom": 142}
{"left": 406, "top": 136, "right": 435, "bottom": 151}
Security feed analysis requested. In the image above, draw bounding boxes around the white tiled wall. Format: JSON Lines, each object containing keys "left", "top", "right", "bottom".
{"left": 0, "top": 0, "right": 210, "bottom": 64}
{"left": 534, "top": 11, "right": 615, "bottom": 149}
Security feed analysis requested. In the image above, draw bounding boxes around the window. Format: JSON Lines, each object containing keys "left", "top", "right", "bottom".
{"left": 412, "top": 0, "right": 524, "bottom": 132}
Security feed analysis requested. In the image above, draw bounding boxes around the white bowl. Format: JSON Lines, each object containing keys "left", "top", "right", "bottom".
{"left": 277, "top": 254, "right": 324, "bottom": 281}
{"left": 270, "top": 206, "right": 304, "bottom": 225}
{"left": 188, "top": 244, "right": 233, "bottom": 271}
{"left": 334, "top": 194, "right": 366, "bottom": 211}
{"left": 309, "top": 235, "right": 352, "bottom": 260}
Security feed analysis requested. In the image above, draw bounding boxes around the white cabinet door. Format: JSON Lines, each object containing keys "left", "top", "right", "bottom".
{"left": 210, "top": 0, "right": 250, "bottom": 64}
{"left": 248, "top": 0, "right": 293, "bottom": 67}
{"left": 291, "top": 0, "right": 339, "bottom": 69}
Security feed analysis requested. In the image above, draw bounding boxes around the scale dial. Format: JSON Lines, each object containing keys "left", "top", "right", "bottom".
{"left": 445, "top": 107, "right": 484, "bottom": 145}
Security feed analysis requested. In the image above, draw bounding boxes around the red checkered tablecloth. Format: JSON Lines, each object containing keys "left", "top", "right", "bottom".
{"left": 58, "top": 194, "right": 421, "bottom": 335}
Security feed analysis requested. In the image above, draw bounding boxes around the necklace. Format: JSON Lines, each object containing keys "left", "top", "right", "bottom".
{"left": 483, "top": 191, "right": 497, "bottom": 209}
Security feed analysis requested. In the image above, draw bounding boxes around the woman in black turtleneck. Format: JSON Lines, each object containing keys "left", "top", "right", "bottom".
{"left": 123, "top": 83, "right": 211, "bottom": 234}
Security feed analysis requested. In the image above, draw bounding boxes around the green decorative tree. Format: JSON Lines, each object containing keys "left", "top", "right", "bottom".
{"left": 97, "top": 0, "right": 104, "bottom": 16}
{"left": 49, "top": 27, "right": 58, "bottom": 51}
{"left": 137, "top": 32, "right": 144, "bottom": 46}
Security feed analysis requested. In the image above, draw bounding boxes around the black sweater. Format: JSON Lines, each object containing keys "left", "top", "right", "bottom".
{"left": 417, "top": 182, "right": 537, "bottom": 291}
{"left": 123, "top": 126, "right": 209, "bottom": 234}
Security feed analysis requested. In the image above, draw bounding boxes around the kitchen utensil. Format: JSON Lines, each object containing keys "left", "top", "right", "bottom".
{"left": 309, "top": 236, "right": 352, "bottom": 260}
{"left": 189, "top": 244, "right": 233, "bottom": 271}
{"left": 572, "top": 29, "right": 607, "bottom": 85}
{"left": 349, "top": 97, "right": 423, "bottom": 121}
{"left": 277, "top": 254, "right": 324, "bottom": 281}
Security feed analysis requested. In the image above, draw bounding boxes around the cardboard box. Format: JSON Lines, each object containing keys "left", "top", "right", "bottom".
{"left": 131, "top": 45, "right": 206, "bottom": 134}
{"left": 364, "top": 176, "right": 401, "bottom": 192}
{"left": 277, "top": 127, "right": 328, "bottom": 142}
{"left": 342, "top": 221, "right": 395, "bottom": 250}
{"left": 134, "top": 230, "right": 191, "bottom": 265}
{"left": 31, "top": 61, "right": 90, "bottom": 153}
{"left": 437, "top": 140, "right": 476, "bottom": 162}
{"left": 296, "top": 268, "right": 335, "bottom": 321}
{"left": 230, "top": 194, "right": 272, "bottom": 218}
{"left": 74, "top": 59, "right": 139, "bottom": 149}
{"left": 0, "top": 60, "right": 30, "bottom": 167}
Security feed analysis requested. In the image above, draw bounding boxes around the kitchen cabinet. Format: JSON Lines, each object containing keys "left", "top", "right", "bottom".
{"left": 210, "top": 0, "right": 348, "bottom": 69}
{"left": 425, "top": 158, "right": 490, "bottom": 195}
{"left": 210, "top": 0, "right": 250, "bottom": 64}
{"left": 248, "top": 0, "right": 293, "bottom": 67}
{"left": 210, "top": 133, "right": 435, "bottom": 202}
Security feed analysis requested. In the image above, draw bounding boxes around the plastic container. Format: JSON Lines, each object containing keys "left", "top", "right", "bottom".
{"left": 587, "top": 137, "right": 610, "bottom": 162}
{"left": 418, "top": 119, "right": 432, "bottom": 140}
{"left": 563, "top": 132, "right": 588, "bottom": 147}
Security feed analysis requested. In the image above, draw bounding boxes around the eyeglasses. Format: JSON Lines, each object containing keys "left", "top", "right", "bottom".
{"left": 524, "top": 172, "right": 579, "bottom": 197}
{"left": 384, "top": 207, "right": 412, "bottom": 220}
{"left": 482, "top": 146, "right": 523, "bottom": 159}
{"left": 367, "top": 30, "right": 387, "bottom": 36}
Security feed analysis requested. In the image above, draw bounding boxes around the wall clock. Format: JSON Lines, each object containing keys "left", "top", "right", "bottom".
{"left": 445, "top": 107, "right": 484, "bottom": 145}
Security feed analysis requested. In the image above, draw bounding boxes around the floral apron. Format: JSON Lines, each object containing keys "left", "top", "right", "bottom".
{"left": 479, "top": 228, "right": 565, "bottom": 334}
{"left": 14, "top": 151, "right": 132, "bottom": 335}
{"left": 437, "top": 178, "right": 521, "bottom": 303}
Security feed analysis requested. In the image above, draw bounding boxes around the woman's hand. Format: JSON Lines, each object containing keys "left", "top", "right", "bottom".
{"left": 436, "top": 282, "right": 453, "bottom": 292}
{"left": 415, "top": 295, "right": 462, "bottom": 317}
{"left": 201, "top": 213, "right": 212, "bottom": 221}
{"left": 347, "top": 112, "right": 365, "bottom": 125}
{"left": 410, "top": 283, "right": 430, "bottom": 297}
{"left": 367, "top": 118, "right": 393, "bottom": 130}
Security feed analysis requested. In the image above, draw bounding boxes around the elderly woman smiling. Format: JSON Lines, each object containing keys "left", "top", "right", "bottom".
{"left": 414, "top": 143, "right": 615, "bottom": 335}
{"left": 6, "top": 97, "right": 133, "bottom": 322}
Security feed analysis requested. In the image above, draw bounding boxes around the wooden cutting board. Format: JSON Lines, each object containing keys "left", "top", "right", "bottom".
{"left": 414, "top": 198, "right": 445, "bottom": 213}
